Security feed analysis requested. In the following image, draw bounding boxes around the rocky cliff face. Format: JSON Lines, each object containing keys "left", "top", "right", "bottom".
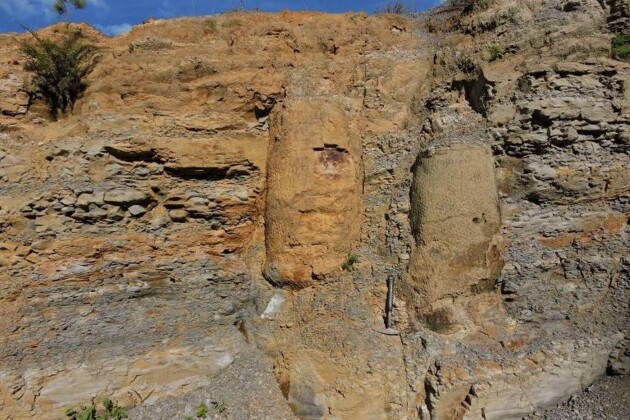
{"left": 0, "top": 1, "right": 628, "bottom": 419}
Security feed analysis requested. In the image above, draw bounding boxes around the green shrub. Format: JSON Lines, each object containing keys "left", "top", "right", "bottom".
{"left": 20, "top": 28, "right": 98, "bottom": 119}
{"left": 54, "top": 0, "right": 87, "bottom": 16}
{"left": 65, "top": 398, "right": 127, "bottom": 420}
{"left": 488, "top": 44, "right": 505, "bottom": 61}
{"left": 196, "top": 402, "right": 209, "bottom": 418}
{"left": 183, "top": 400, "right": 228, "bottom": 418}
{"left": 612, "top": 33, "right": 630, "bottom": 60}
{"left": 377, "top": 0, "right": 411, "bottom": 14}
{"left": 342, "top": 254, "right": 360, "bottom": 271}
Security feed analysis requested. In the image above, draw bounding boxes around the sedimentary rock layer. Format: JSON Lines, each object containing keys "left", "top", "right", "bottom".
{"left": 0, "top": 2, "right": 628, "bottom": 419}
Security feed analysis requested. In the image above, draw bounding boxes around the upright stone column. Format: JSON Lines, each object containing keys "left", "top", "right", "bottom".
{"left": 407, "top": 143, "right": 502, "bottom": 327}
{"left": 264, "top": 99, "right": 363, "bottom": 289}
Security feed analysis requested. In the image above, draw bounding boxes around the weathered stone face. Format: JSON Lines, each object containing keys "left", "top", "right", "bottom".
{"left": 0, "top": 13, "right": 426, "bottom": 419}
{"left": 407, "top": 144, "right": 502, "bottom": 329}
{"left": 264, "top": 99, "right": 363, "bottom": 289}
{"left": 0, "top": 2, "right": 629, "bottom": 419}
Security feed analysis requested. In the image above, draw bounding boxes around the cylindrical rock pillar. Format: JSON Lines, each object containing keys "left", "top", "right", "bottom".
{"left": 264, "top": 99, "right": 363, "bottom": 289}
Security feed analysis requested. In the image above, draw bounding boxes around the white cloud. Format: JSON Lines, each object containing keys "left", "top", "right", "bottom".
{"left": 95, "top": 22, "right": 132, "bottom": 36}
{"left": 1, "top": 0, "right": 55, "bottom": 20}
{"left": 88, "top": 0, "right": 108, "bottom": 10}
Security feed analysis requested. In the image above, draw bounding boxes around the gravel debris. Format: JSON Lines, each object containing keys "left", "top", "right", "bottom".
{"left": 526, "top": 375, "right": 630, "bottom": 420}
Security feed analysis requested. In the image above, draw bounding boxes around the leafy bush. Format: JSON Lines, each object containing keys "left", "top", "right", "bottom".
{"left": 20, "top": 28, "right": 98, "bottom": 118}
{"left": 612, "top": 33, "right": 630, "bottom": 60}
{"left": 342, "top": 254, "right": 360, "bottom": 271}
{"left": 377, "top": 0, "right": 412, "bottom": 14}
{"left": 65, "top": 398, "right": 127, "bottom": 420}
{"left": 488, "top": 44, "right": 505, "bottom": 61}
{"left": 53, "top": 0, "right": 87, "bottom": 15}
{"left": 196, "top": 402, "right": 209, "bottom": 418}
{"left": 184, "top": 401, "right": 227, "bottom": 419}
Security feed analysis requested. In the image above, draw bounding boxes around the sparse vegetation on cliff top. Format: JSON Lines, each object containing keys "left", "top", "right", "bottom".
{"left": 20, "top": 28, "right": 98, "bottom": 118}
{"left": 377, "top": 0, "right": 414, "bottom": 15}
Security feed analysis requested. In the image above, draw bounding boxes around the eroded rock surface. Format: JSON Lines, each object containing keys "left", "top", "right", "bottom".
{"left": 265, "top": 99, "right": 362, "bottom": 289}
{"left": 407, "top": 143, "right": 502, "bottom": 334}
{"left": 0, "top": 2, "right": 628, "bottom": 420}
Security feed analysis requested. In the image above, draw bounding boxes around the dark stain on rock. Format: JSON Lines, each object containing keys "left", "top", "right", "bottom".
{"left": 313, "top": 144, "right": 350, "bottom": 175}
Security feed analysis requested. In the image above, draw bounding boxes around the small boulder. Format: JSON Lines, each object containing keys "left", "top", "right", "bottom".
{"left": 104, "top": 188, "right": 152, "bottom": 206}
{"left": 76, "top": 192, "right": 104, "bottom": 208}
{"left": 60, "top": 196, "right": 76, "bottom": 206}
{"left": 169, "top": 209, "right": 188, "bottom": 222}
{"left": 128, "top": 205, "right": 147, "bottom": 217}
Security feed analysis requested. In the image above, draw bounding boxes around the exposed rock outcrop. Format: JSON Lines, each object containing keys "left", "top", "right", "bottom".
{"left": 407, "top": 143, "right": 502, "bottom": 333}
{"left": 0, "top": 2, "right": 628, "bottom": 419}
{"left": 265, "top": 99, "right": 362, "bottom": 289}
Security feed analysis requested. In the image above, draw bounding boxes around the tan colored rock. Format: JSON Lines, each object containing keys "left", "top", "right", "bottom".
{"left": 0, "top": 4, "right": 628, "bottom": 419}
{"left": 407, "top": 144, "right": 502, "bottom": 313}
{"left": 264, "top": 99, "right": 363, "bottom": 289}
{"left": 286, "top": 351, "right": 391, "bottom": 419}
{"left": 0, "top": 74, "right": 29, "bottom": 116}
{"left": 0, "top": 13, "right": 428, "bottom": 417}
{"left": 487, "top": 103, "right": 516, "bottom": 126}
{"left": 103, "top": 188, "right": 152, "bottom": 206}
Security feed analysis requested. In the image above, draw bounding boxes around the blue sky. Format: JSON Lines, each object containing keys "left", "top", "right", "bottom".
{"left": 0, "top": 0, "right": 442, "bottom": 35}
